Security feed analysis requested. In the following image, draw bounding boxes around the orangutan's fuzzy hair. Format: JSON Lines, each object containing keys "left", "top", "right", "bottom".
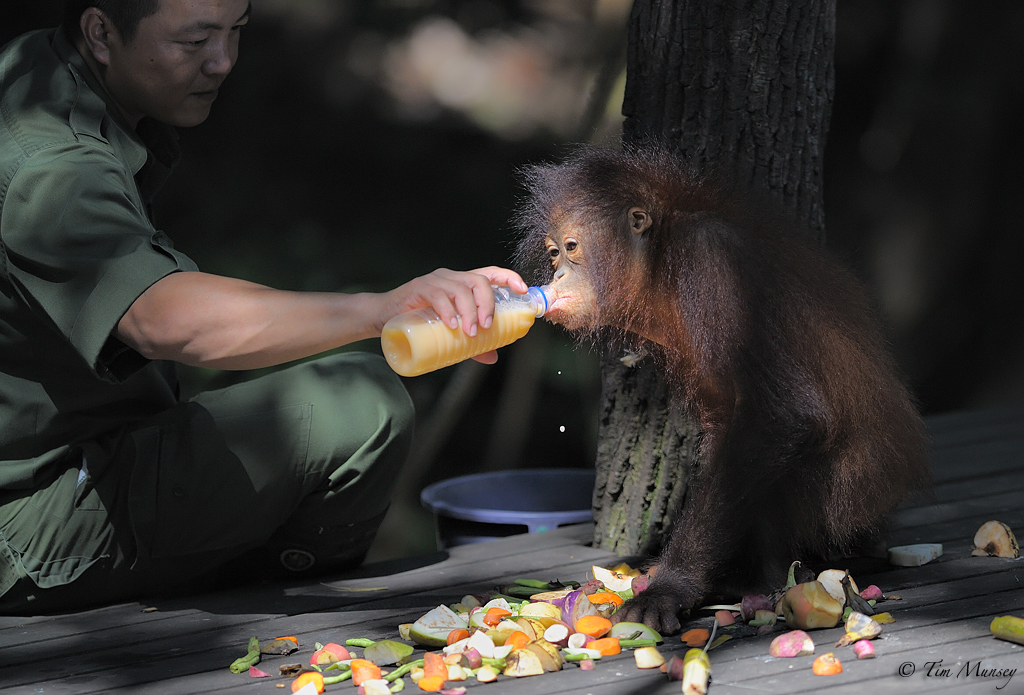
{"left": 513, "top": 142, "right": 743, "bottom": 343}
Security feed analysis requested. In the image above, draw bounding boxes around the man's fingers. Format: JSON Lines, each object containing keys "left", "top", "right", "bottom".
{"left": 431, "top": 268, "right": 501, "bottom": 337}
{"left": 467, "top": 266, "right": 527, "bottom": 329}
{"left": 472, "top": 266, "right": 527, "bottom": 293}
{"left": 388, "top": 267, "right": 525, "bottom": 338}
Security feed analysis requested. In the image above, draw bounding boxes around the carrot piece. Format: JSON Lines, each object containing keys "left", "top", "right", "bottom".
{"left": 574, "top": 615, "right": 613, "bottom": 638}
{"left": 587, "top": 592, "right": 625, "bottom": 607}
{"left": 587, "top": 637, "right": 621, "bottom": 656}
{"left": 446, "top": 629, "right": 470, "bottom": 646}
{"left": 680, "top": 628, "right": 710, "bottom": 647}
{"left": 291, "top": 671, "right": 324, "bottom": 693}
{"left": 423, "top": 651, "right": 447, "bottom": 679}
{"left": 349, "top": 658, "right": 382, "bottom": 686}
{"left": 506, "top": 631, "right": 531, "bottom": 650}
{"left": 483, "top": 607, "right": 513, "bottom": 626}
{"left": 417, "top": 675, "right": 446, "bottom": 692}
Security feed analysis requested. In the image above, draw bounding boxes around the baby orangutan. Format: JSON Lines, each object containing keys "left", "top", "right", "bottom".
{"left": 514, "top": 144, "right": 930, "bottom": 634}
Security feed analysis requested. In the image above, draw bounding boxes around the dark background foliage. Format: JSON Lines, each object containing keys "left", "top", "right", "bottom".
{"left": 3, "top": 0, "right": 1022, "bottom": 560}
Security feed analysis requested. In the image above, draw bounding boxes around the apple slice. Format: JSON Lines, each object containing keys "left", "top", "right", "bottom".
{"left": 410, "top": 604, "right": 469, "bottom": 647}
{"left": 592, "top": 565, "right": 636, "bottom": 593}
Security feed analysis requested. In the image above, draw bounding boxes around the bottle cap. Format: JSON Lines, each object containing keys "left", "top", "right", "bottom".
{"left": 528, "top": 285, "right": 550, "bottom": 316}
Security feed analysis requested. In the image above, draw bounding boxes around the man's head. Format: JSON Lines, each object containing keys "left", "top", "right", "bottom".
{"left": 64, "top": 0, "right": 251, "bottom": 129}
{"left": 63, "top": 0, "right": 161, "bottom": 45}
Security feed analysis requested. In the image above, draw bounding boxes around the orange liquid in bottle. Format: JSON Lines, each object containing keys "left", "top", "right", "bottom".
{"left": 381, "top": 304, "right": 538, "bottom": 377}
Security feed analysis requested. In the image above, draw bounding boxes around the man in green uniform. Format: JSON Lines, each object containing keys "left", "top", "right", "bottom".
{"left": 0, "top": 0, "right": 526, "bottom": 614}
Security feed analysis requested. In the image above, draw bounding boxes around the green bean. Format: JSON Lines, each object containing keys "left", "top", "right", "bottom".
{"left": 389, "top": 677, "right": 405, "bottom": 692}
{"left": 384, "top": 658, "right": 423, "bottom": 682}
{"left": 514, "top": 578, "right": 551, "bottom": 589}
{"left": 619, "top": 638, "right": 659, "bottom": 649}
{"left": 562, "top": 652, "right": 598, "bottom": 662}
{"left": 346, "top": 638, "right": 376, "bottom": 648}
{"left": 323, "top": 670, "right": 353, "bottom": 685}
{"left": 503, "top": 586, "right": 543, "bottom": 598}
{"left": 228, "top": 636, "right": 261, "bottom": 674}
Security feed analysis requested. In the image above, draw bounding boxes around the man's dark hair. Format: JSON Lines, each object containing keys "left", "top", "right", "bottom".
{"left": 62, "top": 0, "right": 161, "bottom": 45}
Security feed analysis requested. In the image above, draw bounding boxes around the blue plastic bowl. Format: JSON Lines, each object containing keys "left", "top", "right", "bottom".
{"left": 420, "top": 468, "right": 596, "bottom": 548}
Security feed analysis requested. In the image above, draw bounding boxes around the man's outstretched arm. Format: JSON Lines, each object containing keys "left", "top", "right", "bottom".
{"left": 116, "top": 267, "right": 528, "bottom": 370}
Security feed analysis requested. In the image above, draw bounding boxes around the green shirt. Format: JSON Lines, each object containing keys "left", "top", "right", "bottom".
{"left": 0, "top": 29, "right": 198, "bottom": 489}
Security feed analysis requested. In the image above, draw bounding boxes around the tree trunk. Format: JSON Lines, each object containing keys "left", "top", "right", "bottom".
{"left": 592, "top": 0, "right": 836, "bottom": 555}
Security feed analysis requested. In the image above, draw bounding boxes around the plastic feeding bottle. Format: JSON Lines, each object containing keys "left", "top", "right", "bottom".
{"left": 381, "top": 285, "right": 550, "bottom": 377}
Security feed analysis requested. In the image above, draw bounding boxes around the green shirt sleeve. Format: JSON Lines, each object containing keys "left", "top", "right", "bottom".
{"left": 2, "top": 141, "right": 197, "bottom": 378}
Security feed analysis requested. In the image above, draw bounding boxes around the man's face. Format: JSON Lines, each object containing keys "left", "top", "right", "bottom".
{"left": 100, "top": 0, "right": 251, "bottom": 127}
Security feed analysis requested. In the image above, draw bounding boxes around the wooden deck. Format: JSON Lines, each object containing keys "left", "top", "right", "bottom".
{"left": 2, "top": 405, "right": 1023, "bottom": 694}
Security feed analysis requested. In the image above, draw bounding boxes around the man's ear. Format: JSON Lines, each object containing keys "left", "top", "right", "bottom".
{"left": 80, "top": 8, "right": 115, "bottom": 66}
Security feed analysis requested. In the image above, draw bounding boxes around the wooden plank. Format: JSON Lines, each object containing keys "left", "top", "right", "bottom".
{"left": 854, "top": 542, "right": 1024, "bottom": 592}
{"left": 0, "top": 523, "right": 604, "bottom": 647}
{"left": 0, "top": 606, "right": 248, "bottom": 650}
{"left": 0, "top": 612, "right": 65, "bottom": 632}
{"left": 889, "top": 509, "right": 1024, "bottom": 547}
{"left": 928, "top": 440, "right": 1024, "bottom": 484}
{"left": 922, "top": 405, "right": 1024, "bottom": 490}
{"left": 863, "top": 566, "right": 1024, "bottom": 613}
{"left": 922, "top": 468, "right": 1024, "bottom": 504}
{"left": 0, "top": 532, "right": 537, "bottom": 634}
{"left": 186, "top": 522, "right": 603, "bottom": 611}
{"left": 894, "top": 488, "right": 1024, "bottom": 528}
{"left": 0, "top": 542, "right": 617, "bottom": 690}
{"left": 925, "top": 402, "right": 1024, "bottom": 438}
{"left": 925, "top": 404, "right": 1024, "bottom": 447}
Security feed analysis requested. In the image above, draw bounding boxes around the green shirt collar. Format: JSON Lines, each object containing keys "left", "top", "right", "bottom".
{"left": 50, "top": 28, "right": 180, "bottom": 185}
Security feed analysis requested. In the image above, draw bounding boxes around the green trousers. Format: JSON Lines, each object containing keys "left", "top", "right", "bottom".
{"left": 0, "top": 352, "right": 414, "bottom": 614}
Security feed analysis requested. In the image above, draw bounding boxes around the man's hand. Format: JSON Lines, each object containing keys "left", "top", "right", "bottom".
{"left": 374, "top": 267, "right": 528, "bottom": 338}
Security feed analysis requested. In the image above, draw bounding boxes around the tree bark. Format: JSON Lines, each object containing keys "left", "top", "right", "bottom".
{"left": 592, "top": 0, "right": 836, "bottom": 555}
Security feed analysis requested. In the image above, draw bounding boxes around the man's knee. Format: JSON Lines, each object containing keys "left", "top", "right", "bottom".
{"left": 259, "top": 353, "right": 416, "bottom": 574}
{"left": 302, "top": 352, "right": 415, "bottom": 462}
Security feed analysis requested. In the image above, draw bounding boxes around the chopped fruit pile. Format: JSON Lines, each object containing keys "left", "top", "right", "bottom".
{"left": 223, "top": 541, "right": 1021, "bottom": 692}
